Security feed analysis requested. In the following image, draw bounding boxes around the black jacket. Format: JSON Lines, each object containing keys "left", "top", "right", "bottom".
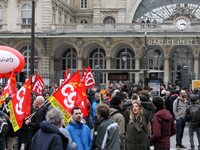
{"left": 32, "top": 121, "right": 68, "bottom": 150}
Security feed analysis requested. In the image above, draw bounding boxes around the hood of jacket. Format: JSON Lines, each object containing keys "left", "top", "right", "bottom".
{"left": 40, "top": 121, "right": 60, "bottom": 134}
{"left": 154, "top": 109, "right": 173, "bottom": 121}
{"left": 109, "top": 106, "right": 121, "bottom": 116}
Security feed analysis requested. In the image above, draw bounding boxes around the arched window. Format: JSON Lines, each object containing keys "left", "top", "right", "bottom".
{"left": 171, "top": 46, "right": 193, "bottom": 82}
{"left": 62, "top": 48, "right": 77, "bottom": 71}
{"left": 0, "top": 5, "right": 3, "bottom": 24}
{"left": 133, "top": 2, "right": 200, "bottom": 23}
{"left": 116, "top": 48, "right": 135, "bottom": 69}
{"left": 143, "top": 49, "right": 164, "bottom": 70}
{"left": 20, "top": 45, "right": 38, "bottom": 76}
{"left": 80, "top": 19, "right": 88, "bottom": 24}
{"left": 103, "top": 16, "right": 116, "bottom": 24}
{"left": 21, "top": 3, "right": 32, "bottom": 25}
{"left": 88, "top": 48, "right": 106, "bottom": 69}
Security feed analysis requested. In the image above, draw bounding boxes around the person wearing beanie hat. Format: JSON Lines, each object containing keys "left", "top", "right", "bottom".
{"left": 109, "top": 96, "right": 125, "bottom": 150}
{"left": 151, "top": 96, "right": 176, "bottom": 150}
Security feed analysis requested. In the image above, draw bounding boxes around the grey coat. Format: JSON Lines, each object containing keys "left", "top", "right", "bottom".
{"left": 92, "top": 118, "right": 120, "bottom": 150}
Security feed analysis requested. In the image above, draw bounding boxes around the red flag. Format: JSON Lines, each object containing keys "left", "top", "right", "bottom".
{"left": 83, "top": 66, "right": 96, "bottom": 89}
{"left": 64, "top": 69, "right": 71, "bottom": 81}
{"left": 8, "top": 77, "right": 31, "bottom": 132}
{"left": 48, "top": 71, "right": 88, "bottom": 124}
{"left": 0, "top": 70, "right": 17, "bottom": 105}
{"left": 31, "top": 74, "right": 44, "bottom": 95}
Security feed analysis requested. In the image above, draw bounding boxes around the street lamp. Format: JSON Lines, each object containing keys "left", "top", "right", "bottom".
{"left": 31, "top": 0, "right": 35, "bottom": 76}
{"left": 95, "top": 65, "right": 100, "bottom": 90}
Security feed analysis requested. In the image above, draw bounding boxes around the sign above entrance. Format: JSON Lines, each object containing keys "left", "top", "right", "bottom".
{"left": 147, "top": 37, "right": 198, "bottom": 45}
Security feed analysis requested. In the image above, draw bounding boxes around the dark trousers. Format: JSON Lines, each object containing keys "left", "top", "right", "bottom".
{"left": 176, "top": 118, "right": 186, "bottom": 146}
{"left": 188, "top": 123, "right": 200, "bottom": 149}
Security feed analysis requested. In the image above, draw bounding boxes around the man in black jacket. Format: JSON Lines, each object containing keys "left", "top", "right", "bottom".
{"left": 25, "top": 96, "right": 48, "bottom": 150}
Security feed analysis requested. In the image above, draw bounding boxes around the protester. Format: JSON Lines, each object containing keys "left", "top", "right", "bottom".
{"left": 92, "top": 103, "right": 120, "bottom": 150}
{"left": 185, "top": 94, "right": 200, "bottom": 150}
{"left": 32, "top": 108, "right": 68, "bottom": 150}
{"left": 25, "top": 95, "right": 48, "bottom": 150}
{"left": 109, "top": 96, "right": 125, "bottom": 150}
{"left": 125, "top": 100, "right": 151, "bottom": 150}
{"left": 66, "top": 107, "right": 92, "bottom": 150}
{"left": 173, "top": 90, "right": 188, "bottom": 149}
{"left": 151, "top": 97, "right": 176, "bottom": 150}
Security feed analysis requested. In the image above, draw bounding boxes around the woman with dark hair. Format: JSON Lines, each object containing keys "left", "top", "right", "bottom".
{"left": 151, "top": 97, "right": 176, "bottom": 150}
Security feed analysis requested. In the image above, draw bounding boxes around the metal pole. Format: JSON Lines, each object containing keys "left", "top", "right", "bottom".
{"left": 31, "top": 0, "right": 35, "bottom": 76}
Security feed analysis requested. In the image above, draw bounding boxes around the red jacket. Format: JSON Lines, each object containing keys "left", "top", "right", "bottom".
{"left": 151, "top": 109, "right": 176, "bottom": 149}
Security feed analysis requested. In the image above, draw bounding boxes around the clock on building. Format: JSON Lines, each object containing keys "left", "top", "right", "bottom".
{"left": 175, "top": 18, "right": 188, "bottom": 30}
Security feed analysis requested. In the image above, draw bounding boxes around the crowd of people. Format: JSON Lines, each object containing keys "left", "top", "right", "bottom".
{"left": 0, "top": 82, "right": 200, "bottom": 150}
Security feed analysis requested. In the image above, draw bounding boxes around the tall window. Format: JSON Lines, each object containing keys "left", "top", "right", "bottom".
{"left": 62, "top": 48, "right": 77, "bottom": 72}
{"left": 21, "top": 3, "right": 32, "bottom": 25}
{"left": 88, "top": 48, "right": 106, "bottom": 69}
{"left": 20, "top": 45, "right": 38, "bottom": 76}
{"left": 88, "top": 48, "right": 106, "bottom": 84}
{"left": 116, "top": 48, "right": 135, "bottom": 69}
{"left": 171, "top": 46, "right": 193, "bottom": 82}
{"left": 52, "top": 7, "right": 56, "bottom": 24}
{"left": 143, "top": 49, "right": 164, "bottom": 70}
{"left": 0, "top": 5, "right": 3, "bottom": 24}
{"left": 80, "top": 0, "right": 87, "bottom": 9}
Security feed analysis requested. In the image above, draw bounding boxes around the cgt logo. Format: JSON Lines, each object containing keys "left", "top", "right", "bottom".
{"left": 15, "top": 86, "right": 26, "bottom": 115}
{"left": 61, "top": 84, "right": 77, "bottom": 109}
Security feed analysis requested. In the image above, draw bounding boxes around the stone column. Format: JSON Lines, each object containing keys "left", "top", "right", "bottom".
{"left": 106, "top": 56, "right": 111, "bottom": 86}
{"left": 194, "top": 56, "right": 199, "bottom": 79}
{"left": 106, "top": 56, "right": 111, "bottom": 69}
{"left": 77, "top": 56, "right": 82, "bottom": 70}
{"left": 135, "top": 57, "right": 140, "bottom": 84}
{"left": 164, "top": 57, "right": 169, "bottom": 86}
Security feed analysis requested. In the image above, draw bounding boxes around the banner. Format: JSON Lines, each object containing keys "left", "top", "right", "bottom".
{"left": 48, "top": 71, "right": 88, "bottom": 124}
{"left": 83, "top": 66, "right": 96, "bottom": 89}
{"left": 31, "top": 74, "right": 44, "bottom": 95}
{"left": 8, "top": 78, "right": 31, "bottom": 132}
{"left": 0, "top": 70, "right": 17, "bottom": 105}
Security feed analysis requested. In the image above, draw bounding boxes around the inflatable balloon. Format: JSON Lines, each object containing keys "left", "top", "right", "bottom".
{"left": 0, "top": 46, "right": 25, "bottom": 78}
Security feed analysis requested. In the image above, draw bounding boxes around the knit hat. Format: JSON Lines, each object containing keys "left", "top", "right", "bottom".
{"left": 152, "top": 96, "right": 165, "bottom": 110}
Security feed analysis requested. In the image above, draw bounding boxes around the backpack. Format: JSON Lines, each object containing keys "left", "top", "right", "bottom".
{"left": 187, "top": 105, "right": 200, "bottom": 124}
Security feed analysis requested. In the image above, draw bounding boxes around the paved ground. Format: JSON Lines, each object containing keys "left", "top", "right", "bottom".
{"left": 151, "top": 125, "right": 199, "bottom": 150}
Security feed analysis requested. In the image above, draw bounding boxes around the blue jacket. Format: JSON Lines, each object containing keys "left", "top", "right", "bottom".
{"left": 66, "top": 119, "right": 92, "bottom": 150}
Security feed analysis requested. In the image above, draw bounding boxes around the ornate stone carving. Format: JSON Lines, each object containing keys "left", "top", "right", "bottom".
{"left": 76, "top": 38, "right": 84, "bottom": 48}
{"left": 104, "top": 38, "right": 112, "bottom": 48}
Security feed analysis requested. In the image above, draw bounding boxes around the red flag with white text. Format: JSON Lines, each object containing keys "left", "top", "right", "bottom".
{"left": 8, "top": 77, "right": 31, "bottom": 132}
{"left": 31, "top": 74, "right": 45, "bottom": 95}
{"left": 48, "top": 71, "right": 88, "bottom": 124}
{"left": 83, "top": 66, "right": 96, "bottom": 89}
{"left": 0, "top": 70, "right": 17, "bottom": 105}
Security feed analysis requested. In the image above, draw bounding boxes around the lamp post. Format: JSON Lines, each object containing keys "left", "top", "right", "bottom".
{"left": 30, "top": 0, "right": 35, "bottom": 76}
{"left": 95, "top": 65, "right": 100, "bottom": 90}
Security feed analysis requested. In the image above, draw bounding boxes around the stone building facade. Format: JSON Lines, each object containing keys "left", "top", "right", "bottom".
{"left": 0, "top": 0, "right": 200, "bottom": 87}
